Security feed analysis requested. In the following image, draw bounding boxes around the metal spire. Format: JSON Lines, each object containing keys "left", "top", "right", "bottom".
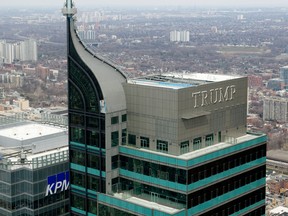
{"left": 62, "top": 0, "right": 77, "bottom": 17}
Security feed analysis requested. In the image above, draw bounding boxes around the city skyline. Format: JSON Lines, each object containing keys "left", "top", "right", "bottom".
{"left": 3, "top": 0, "right": 288, "bottom": 9}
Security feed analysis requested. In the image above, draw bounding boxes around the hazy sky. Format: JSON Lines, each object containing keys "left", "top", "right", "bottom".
{"left": 3, "top": 0, "right": 288, "bottom": 8}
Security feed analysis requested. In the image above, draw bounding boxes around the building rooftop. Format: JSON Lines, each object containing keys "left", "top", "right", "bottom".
{"left": 128, "top": 73, "right": 241, "bottom": 89}
{"left": 0, "top": 123, "right": 65, "bottom": 141}
{"left": 113, "top": 193, "right": 183, "bottom": 214}
{"left": 267, "top": 150, "right": 288, "bottom": 163}
{"left": 0, "top": 118, "right": 68, "bottom": 170}
{"left": 270, "top": 206, "right": 288, "bottom": 216}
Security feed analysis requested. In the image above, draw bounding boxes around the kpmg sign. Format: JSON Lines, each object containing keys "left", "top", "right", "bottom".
{"left": 45, "top": 171, "right": 70, "bottom": 196}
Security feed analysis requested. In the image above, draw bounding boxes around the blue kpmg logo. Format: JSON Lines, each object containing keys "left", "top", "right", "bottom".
{"left": 45, "top": 171, "right": 70, "bottom": 196}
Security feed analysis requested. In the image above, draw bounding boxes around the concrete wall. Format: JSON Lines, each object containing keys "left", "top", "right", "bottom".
{"left": 124, "top": 77, "right": 248, "bottom": 155}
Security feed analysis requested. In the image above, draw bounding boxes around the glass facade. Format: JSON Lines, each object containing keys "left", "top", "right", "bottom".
{"left": 65, "top": 5, "right": 266, "bottom": 215}
{"left": 68, "top": 18, "right": 105, "bottom": 215}
{"left": 0, "top": 162, "right": 69, "bottom": 216}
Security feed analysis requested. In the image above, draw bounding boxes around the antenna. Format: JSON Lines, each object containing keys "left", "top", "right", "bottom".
{"left": 62, "top": 0, "right": 77, "bottom": 17}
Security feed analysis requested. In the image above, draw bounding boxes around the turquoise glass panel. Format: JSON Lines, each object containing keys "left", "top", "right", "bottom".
{"left": 119, "top": 157, "right": 265, "bottom": 192}
{"left": 230, "top": 200, "right": 265, "bottom": 216}
{"left": 71, "top": 207, "right": 86, "bottom": 215}
{"left": 120, "top": 135, "right": 266, "bottom": 168}
{"left": 71, "top": 163, "right": 86, "bottom": 172}
{"left": 188, "top": 178, "right": 265, "bottom": 215}
{"left": 71, "top": 184, "right": 86, "bottom": 192}
{"left": 87, "top": 167, "right": 106, "bottom": 178}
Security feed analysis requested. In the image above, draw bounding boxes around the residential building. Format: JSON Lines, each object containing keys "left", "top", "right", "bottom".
{"left": 64, "top": 1, "right": 266, "bottom": 216}
{"left": 263, "top": 96, "right": 288, "bottom": 123}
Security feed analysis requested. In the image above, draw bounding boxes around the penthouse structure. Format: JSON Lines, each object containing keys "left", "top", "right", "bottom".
{"left": 63, "top": 1, "right": 266, "bottom": 215}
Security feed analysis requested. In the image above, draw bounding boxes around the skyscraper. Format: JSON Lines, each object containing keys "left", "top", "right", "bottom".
{"left": 64, "top": 1, "right": 266, "bottom": 215}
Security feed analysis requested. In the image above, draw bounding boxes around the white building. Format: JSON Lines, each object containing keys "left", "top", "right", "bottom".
{"left": 263, "top": 96, "right": 288, "bottom": 123}
{"left": 0, "top": 39, "right": 37, "bottom": 63}
{"left": 170, "top": 30, "right": 190, "bottom": 42}
{"left": 20, "top": 39, "right": 37, "bottom": 61}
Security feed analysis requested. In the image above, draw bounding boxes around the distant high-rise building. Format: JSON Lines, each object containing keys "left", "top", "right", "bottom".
{"left": 0, "top": 39, "right": 37, "bottom": 63}
{"left": 20, "top": 39, "right": 37, "bottom": 62}
{"left": 0, "top": 41, "right": 14, "bottom": 64}
{"left": 280, "top": 66, "right": 288, "bottom": 88}
{"left": 263, "top": 96, "right": 288, "bottom": 123}
{"left": 267, "top": 78, "right": 283, "bottom": 91}
{"left": 64, "top": 1, "right": 266, "bottom": 216}
{"left": 170, "top": 30, "right": 190, "bottom": 42}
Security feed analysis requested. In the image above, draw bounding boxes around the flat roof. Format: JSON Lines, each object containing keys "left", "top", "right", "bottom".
{"left": 129, "top": 73, "right": 241, "bottom": 89}
{"left": 0, "top": 123, "right": 65, "bottom": 141}
{"left": 270, "top": 206, "right": 288, "bottom": 215}
{"left": 267, "top": 150, "right": 288, "bottom": 163}
{"left": 113, "top": 193, "right": 182, "bottom": 214}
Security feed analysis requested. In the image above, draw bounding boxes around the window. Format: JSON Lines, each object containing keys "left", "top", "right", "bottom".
{"left": 140, "top": 136, "right": 149, "bottom": 148}
{"left": 88, "top": 176, "right": 99, "bottom": 192}
{"left": 218, "top": 131, "right": 221, "bottom": 142}
{"left": 122, "top": 114, "right": 127, "bottom": 122}
{"left": 88, "top": 199, "right": 97, "bottom": 214}
{"left": 70, "top": 114, "right": 84, "bottom": 127}
{"left": 128, "top": 134, "right": 136, "bottom": 145}
{"left": 111, "top": 116, "right": 119, "bottom": 125}
{"left": 70, "top": 127, "right": 84, "bottom": 144}
{"left": 71, "top": 194, "right": 85, "bottom": 211}
{"left": 70, "top": 150, "right": 85, "bottom": 166}
{"left": 87, "top": 154, "right": 99, "bottom": 169}
{"left": 112, "top": 155, "right": 119, "bottom": 169}
{"left": 71, "top": 171, "right": 85, "bottom": 188}
{"left": 87, "top": 117, "right": 99, "bottom": 129}
{"left": 193, "top": 137, "right": 202, "bottom": 150}
{"left": 180, "top": 141, "right": 189, "bottom": 154}
{"left": 122, "top": 129, "right": 127, "bottom": 145}
{"left": 87, "top": 154, "right": 105, "bottom": 171}
{"left": 205, "top": 134, "right": 214, "bottom": 147}
{"left": 87, "top": 130, "right": 99, "bottom": 147}
{"left": 111, "top": 131, "right": 119, "bottom": 147}
{"left": 157, "top": 140, "right": 168, "bottom": 153}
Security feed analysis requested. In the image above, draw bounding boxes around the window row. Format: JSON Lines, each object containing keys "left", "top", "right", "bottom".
{"left": 0, "top": 191, "right": 69, "bottom": 210}
{"left": 188, "top": 144, "right": 266, "bottom": 184}
{"left": 118, "top": 177, "right": 186, "bottom": 206}
{"left": 70, "top": 114, "right": 105, "bottom": 130}
{"left": 70, "top": 149, "right": 105, "bottom": 171}
{"left": 188, "top": 166, "right": 265, "bottom": 208}
{"left": 120, "top": 155, "right": 186, "bottom": 184}
{"left": 200, "top": 187, "right": 265, "bottom": 216}
{"left": 119, "top": 144, "right": 266, "bottom": 185}
{"left": 71, "top": 193, "right": 97, "bottom": 214}
{"left": 111, "top": 114, "right": 126, "bottom": 125}
{"left": 70, "top": 127, "right": 105, "bottom": 148}
{"left": 71, "top": 171, "right": 106, "bottom": 193}
{"left": 125, "top": 134, "right": 214, "bottom": 153}
{"left": 99, "top": 204, "right": 137, "bottom": 216}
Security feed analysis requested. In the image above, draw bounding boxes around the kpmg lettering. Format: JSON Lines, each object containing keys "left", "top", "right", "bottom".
{"left": 45, "top": 171, "right": 70, "bottom": 196}
{"left": 192, "top": 85, "right": 236, "bottom": 108}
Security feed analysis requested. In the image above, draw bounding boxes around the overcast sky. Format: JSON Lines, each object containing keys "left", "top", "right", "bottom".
{"left": 3, "top": 0, "right": 288, "bottom": 9}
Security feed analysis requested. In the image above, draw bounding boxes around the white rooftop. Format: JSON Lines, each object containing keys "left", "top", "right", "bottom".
{"left": 0, "top": 123, "right": 65, "bottom": 141}
{"left": 172, "top": 73, "right": 240, "bottom": 82}
{"left": 270, "top": 206, "right": 288, "bottom": 215}
{"left": 129, "top": 73, "right": 241, "bottom": 89}
{"left": 113, "top": 193, "right": 182, "bottom": 214}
